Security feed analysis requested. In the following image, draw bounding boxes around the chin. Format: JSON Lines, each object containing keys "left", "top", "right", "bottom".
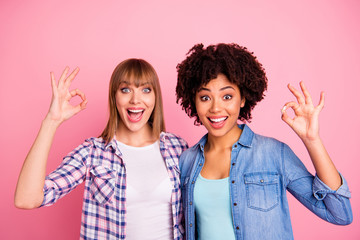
{"left": 205, "top": 122, "right": 239, "bottom": 138}
{"left": 205, "top": 127, "right": 228, "bottom": 137}
{"left": 123, "top": 121, "right": 144, "bottom": 132}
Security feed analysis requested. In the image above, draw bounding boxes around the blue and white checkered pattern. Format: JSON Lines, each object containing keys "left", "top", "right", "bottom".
{"left": 42, "top": 132, "right": 188, "bottom": 239}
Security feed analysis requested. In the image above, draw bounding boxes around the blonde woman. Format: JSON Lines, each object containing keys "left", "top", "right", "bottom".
{"left": 15, "top": 59, "right": 188, "bottom": 239}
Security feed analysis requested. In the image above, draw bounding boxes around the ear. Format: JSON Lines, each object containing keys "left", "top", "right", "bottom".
{"left": 240, "top": 96, "right": 246, "bottom": 108}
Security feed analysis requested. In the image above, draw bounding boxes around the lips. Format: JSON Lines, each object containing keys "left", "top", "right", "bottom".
{"left": 127, "top": 108, "right": 144, "bottom": 122}
{"left": 207, "top": 116, "right": 228, "bottom": 129}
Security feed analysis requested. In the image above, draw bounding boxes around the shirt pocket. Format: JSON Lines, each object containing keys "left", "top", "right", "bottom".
{"left": 89, "top": 165, "right": 117, "bottom": 206}
{"left": 244, "top": 172, "right": 279, "bottom": 212}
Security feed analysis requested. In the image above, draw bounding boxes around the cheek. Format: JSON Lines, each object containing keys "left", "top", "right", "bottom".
{"left": 115, "top": 93, "right": 129, "bottom": 111}
{"left": 228, "top": 101, "right": 242, "bottom": 115}
{"left": 115, "top": 94, "right": 121, "bottom": 108}
{"left": 195, "top": 100, "right": 205, "bottom": 115}
{"left": 115, "top": 96, "right": 124, "bottom": 109}
{"left": 145, "top": 93, "right": 156, "bottom": 108}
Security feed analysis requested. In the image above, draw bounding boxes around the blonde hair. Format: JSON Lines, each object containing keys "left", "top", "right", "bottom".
{"left": 100, "top": 59, "right": 165, "bottom": 143}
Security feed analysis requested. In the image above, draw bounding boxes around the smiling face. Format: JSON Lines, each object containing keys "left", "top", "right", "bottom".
{"left": 115, "top": 81, "right": 155, "bottom": 134}
{"left": 195, "top": 74, "right": 245, "bottom": 138}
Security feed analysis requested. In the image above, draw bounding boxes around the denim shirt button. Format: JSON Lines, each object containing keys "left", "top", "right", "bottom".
{"left": 190, "top": 223, "right": 193, "bottom": 227}
{"left": 236, "top": 226, "right": 239, "bottom": 230}
{"left": 189, "top": 201, "right": 193, "bottom": 205}
{"left": 234, "top": 144, "right": 238, "bottom": 148}
{"left": 232, "top": 180, "right": 235, "bottom": 184}
{"left": 191, "top": 181, "right": 195, "bottom": 184}
{"left": 234, "top": 203, "right": 237, "bottom": 206}
{"left": 260, "top": 179, "right": 264, "bottom": 183}
{"left": 232, "top": 162, "right": 235, "bottom": 166}
{"left": 199, "top": 163, "right": 203, "bottom": 166}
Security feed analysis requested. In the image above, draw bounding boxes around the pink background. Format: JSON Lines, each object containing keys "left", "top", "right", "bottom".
{"left": 1, "top": 0, "right": 359, "bottom": 239}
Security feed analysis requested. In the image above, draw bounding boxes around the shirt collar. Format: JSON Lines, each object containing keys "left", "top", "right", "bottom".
{"left": 194, "top": 124, "right": 254, "bottom": 150}
{"left": 98, "top": 137, "right": 123, "bottom": 156}
{"left": 237, "top": 124, "right": 254, "bottom": 147}
{"left": 159, "top": 132, "right": 166, "bottom": 149}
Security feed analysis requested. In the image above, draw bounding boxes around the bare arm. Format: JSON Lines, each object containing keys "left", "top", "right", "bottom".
{"left": 281, "top": 82, "right": 341, "bottom": 190}
{"left": 14, "top": 67, "right": 87, "bottom": 209}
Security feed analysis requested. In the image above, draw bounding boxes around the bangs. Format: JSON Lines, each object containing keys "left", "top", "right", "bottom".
{"left": 116, "top": 59, "right": 157, "bottom": 88}
{"left": 120, "top": 69, "right": 155, "bottom": 87}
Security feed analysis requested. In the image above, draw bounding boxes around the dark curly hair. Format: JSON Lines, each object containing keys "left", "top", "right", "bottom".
{"left": 176, "top": 43, "right": 268, "bottom": 124}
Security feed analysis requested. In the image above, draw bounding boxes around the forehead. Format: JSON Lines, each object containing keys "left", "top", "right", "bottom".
{"left": 199, "top": 74, "right": 239, "bottom": 92}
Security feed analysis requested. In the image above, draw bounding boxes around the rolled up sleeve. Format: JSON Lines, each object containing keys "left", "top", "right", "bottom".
{"left": 313, "top": 173, "right": 351, "bottom": 200}
{"left": 284, "top": 143, "right": 353, "bottom": 225}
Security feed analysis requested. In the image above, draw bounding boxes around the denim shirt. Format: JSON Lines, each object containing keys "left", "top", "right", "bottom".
{"left": 180, "top": 124, "right": 352, "bottom": 240}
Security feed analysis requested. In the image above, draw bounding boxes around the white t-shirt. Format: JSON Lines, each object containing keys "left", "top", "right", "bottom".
{"left": 116, "top": 140, "right": 173, "bottom": 240}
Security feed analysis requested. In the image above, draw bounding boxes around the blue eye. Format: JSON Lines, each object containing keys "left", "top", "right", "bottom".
{"left": 223, "top": 94, "right": 232, "bottom": 100}
{"left": 120, "top": 88, "right": 130, "bottom": 93}
{"left": 200, "top": 96, "right": 210, "bottom": 101}
{"left": 143, "top": 87, "right": 152, "bottom": 93}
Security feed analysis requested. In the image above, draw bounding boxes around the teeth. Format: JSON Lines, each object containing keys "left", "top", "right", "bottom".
{"left": 209, "top": 117, "right": 227, "bottom": 122}
{"left": 128, "top": 109, "right": 144, "bottom": 113}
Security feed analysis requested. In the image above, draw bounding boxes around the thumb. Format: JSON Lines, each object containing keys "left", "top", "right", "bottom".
{"left": 281, "top": 105, "right": 293, "bottom": 127}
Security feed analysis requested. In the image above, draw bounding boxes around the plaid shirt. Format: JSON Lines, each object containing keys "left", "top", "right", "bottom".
{"left": 41, "top": 132, "right": 188, "bottom": 239}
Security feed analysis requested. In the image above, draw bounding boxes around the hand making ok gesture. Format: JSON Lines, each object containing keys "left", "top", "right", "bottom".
{"left": 281, "top": 81, "right": 325, "bottom": 143}
{"left": 47, "top": 67, "right": 87, "bottom": 125}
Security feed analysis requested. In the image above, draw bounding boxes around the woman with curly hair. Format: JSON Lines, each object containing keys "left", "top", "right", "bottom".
{"left": 15, "top": 59, "right": 188, "bottom": 239}
{"left": 176, "top": 43, "right": 352, "bottom": 240}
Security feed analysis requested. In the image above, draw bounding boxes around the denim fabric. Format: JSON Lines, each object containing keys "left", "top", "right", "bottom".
{"left": 180, "top": 124, "right": 352, "bottom": 240}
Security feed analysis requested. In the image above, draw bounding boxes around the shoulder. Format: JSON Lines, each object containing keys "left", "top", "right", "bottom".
{"left": 69, "top": 137, "right": 109, "bottom": 155}
{"left": 178, "top": 145, "right": 200, "bottom": 179}
{"left": 160, "top": 132, "right": 189, "bottom": 149}
{"left": 179, "top": 136, "right": 203, "bottom": 170}
{"left": 86, "top": 136, "right": 107, "bottom": 149}
{"left": 62, "top": 137, "right": 100, "bottom": 161}
{"left": 252, "top": 132, "right": 285, "bottom": 149}
{"left": 180, "top": 146, "right": 198, "bottom": 164}
{"left": 241, "top": 124, "right": 285, "bottom": 150}
{"left": 249, "top": 132, "right": 299, "bottom": 165}
{"left": 182, "top": 143, "right": 199, "bottom": 157}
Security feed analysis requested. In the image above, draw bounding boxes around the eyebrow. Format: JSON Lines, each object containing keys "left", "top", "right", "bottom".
{"left": 119, "top": 81, "right": 151, "bottom": 86}
{"left": 197, "top": 86, "right": 235, "bottom": 92}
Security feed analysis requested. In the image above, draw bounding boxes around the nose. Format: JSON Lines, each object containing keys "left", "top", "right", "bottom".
{"left": 130, "top": 90, "right": 141, "bottom": 104}
{"left": 209, "top": 98, "right": 221, "bottom": 113}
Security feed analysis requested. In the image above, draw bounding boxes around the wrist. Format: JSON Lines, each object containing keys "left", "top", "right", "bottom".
{"left": 42, "top": 114, "right": 62, "bottom": 129}
{"left": 302, "top": 135, "right": 323, "bottom": 148}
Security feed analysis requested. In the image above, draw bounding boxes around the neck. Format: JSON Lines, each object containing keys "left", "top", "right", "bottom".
{"left": 115, "top": 124, "right": 157, "bottom": 147}
{"left": 205, "top": 124, "right": 242, "bottom": 151}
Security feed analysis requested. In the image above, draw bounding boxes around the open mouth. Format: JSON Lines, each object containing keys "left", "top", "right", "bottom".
{"left": 207, "top": 116, "right": 228, "bottom": 128}
{"left": 127, "top": 108, "right": 144, "bottom": 122}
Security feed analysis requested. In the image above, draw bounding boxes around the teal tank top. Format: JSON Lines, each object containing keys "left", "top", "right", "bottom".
{"left": 193, "top": 174, "right": 236, "bottom": 240}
